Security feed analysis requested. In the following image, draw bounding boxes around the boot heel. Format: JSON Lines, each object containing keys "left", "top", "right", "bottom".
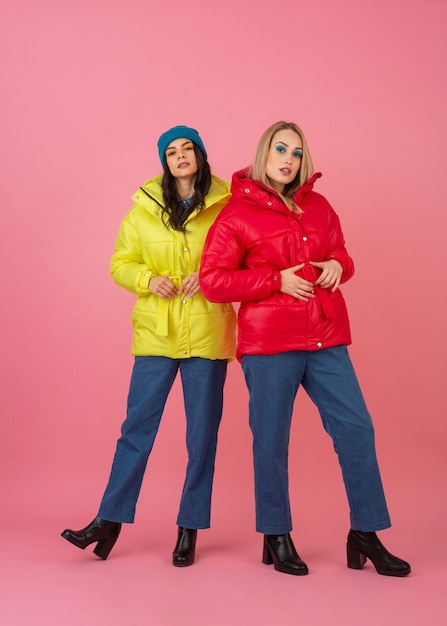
{"left": 262, "top": 539, "right": 273, "bottom": 565}
{"left": 347, "top": 543, "right": 367, "bottom": 570}
{"left": 93, "top": 536, "right": 118, "bottom": 560}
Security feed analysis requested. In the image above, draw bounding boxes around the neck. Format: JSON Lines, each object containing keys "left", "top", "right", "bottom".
{"left": 175, "top": 176, "right": 196, "bottom": 200}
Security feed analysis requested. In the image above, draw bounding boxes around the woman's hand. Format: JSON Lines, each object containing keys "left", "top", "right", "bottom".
{"left": 179, "top": 272, "right": 201, "bottom": 298}
{"left": 149, "top": 276, "right": 179, "bottom": 299}
{"left": 310, "top": 259, "right": 342, "bottom": 292}
{"left": 280, "top": 263, "right": 315, "bottom": 301}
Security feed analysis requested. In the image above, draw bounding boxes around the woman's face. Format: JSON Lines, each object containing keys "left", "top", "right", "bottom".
{"left": 165, "top": 138, "right": 198, "bottom": 180}
{"left": 266, "top": 129, "right": 303, "bottom": 193}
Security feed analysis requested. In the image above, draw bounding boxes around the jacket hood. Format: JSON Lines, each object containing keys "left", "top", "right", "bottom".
{"left": 132, "top": 174, "right": 230, "bottom": 213}
{"left": 230, "top": 167, "right": 322, "bottom": 205}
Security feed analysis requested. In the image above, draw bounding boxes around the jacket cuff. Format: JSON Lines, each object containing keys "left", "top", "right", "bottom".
{"left": 328, "top": 254, "right": 345, "bottom": 272}
{"left": 271, "top": 271, "right": 281, "bottom": 292}
{"left": 138, "top": 269, "right": 152, "bottom": 294}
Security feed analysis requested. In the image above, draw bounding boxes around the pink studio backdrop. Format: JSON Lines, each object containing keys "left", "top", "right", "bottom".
{"left": 0, "top": 0, "right": 446, "bottom": 623}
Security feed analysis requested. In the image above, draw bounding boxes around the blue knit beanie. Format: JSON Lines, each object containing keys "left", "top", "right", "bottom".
{"left": 157, "top": 125, "right": 207, "bottom": 165}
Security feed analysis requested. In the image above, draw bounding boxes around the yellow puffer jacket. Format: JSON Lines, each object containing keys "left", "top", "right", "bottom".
{"left": 111, "top": 174, "right": 236, "bottom": 359}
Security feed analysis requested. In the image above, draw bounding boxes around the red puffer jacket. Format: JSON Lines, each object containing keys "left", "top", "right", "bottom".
{"left": 199, "top": 168, "right": 355, "bottom": 361}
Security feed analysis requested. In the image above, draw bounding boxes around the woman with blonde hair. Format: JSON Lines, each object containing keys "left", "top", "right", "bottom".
{"left": 200, "top": 121, "right": 410, "bottom": 577}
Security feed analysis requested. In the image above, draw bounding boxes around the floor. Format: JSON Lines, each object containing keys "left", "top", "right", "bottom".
{"left": 2, "top": 472, "right": 445, "bottom": 626}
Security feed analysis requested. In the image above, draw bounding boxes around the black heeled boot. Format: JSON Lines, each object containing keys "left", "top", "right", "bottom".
{"left": 262, "top": 533, "right": 309, "bottom": 576}
{"left": 172, "top": 527, "right": 197, "bottom": 567}
{"left": 61, "top": 517, "right": 122, "bottom": 560}
{"left": 347, "top": 530, "right": 411, "bottom": 577}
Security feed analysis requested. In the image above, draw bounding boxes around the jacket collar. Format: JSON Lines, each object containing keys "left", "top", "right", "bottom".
{"left": 132, "top": 174, "right": 230, "bottom": 214}
{"left": 231, "top": 167, "right": 322, "bottom": 205}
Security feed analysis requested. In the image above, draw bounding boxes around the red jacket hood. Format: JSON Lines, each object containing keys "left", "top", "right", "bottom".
{"left": 230, "top": 167, "right": 323, "bottom": 205}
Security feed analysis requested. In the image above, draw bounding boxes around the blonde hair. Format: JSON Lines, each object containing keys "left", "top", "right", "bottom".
{"left": 250, "top": 121, "right": 314, "bottom": 198}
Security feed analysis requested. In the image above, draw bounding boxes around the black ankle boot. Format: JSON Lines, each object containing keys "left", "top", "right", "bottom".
{"left": 61, "top": 517, "right": 122, "bottom": 560}
{"left": 172, "top": 527, "right": 197, "bottom": 567}
{"left": 347, "top": 530, "right": 411, "bottom": 577}
{"left": 262, "top": 533, "right": 308, "bottom": 576}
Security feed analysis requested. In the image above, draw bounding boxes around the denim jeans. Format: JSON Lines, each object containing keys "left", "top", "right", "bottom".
{"left": 98, "top": 356, "right": 227, "bottom": 527}
{"left": 242, "top": 346, "right": 391, "bottom": 534}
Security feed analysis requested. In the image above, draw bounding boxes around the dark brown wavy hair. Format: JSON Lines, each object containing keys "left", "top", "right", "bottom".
{"left": 161, "top": 144, "right": 211, "bottom": 232}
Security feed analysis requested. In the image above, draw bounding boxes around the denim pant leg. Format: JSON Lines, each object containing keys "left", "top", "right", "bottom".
{"left": 302, "top": 346, "right": 391, "bottom": 531}
{"left": 98, "top": 356, "right": 179, "bottom": 523}
{"left": 176, "top": 358, "right": 227, "bottom": 529}
{"left": 242, "top": 353, "right": 305, "bottom": 535}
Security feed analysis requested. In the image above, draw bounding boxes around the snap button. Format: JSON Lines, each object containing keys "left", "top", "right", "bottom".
{"left": 317, "top": 342, "right": 322, "bottom": 348}
{"left": 303, "top": 236, "right": 307, "bottom": 241}
{"left": 245, "top": 188, "right": 250, "bottom": 193}
{"left": 267, "top": 201, "right": 272, "bottom": 206}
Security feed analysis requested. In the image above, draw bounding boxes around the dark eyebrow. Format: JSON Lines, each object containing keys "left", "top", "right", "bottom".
{"left": 166, "top": 140, "right": 194, "bottom": 151}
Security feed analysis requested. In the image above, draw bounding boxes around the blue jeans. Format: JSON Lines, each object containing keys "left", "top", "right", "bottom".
{"left": 242, "top": 347, "right": 391, "bottom": 534}
{"left": 98, "top": 356, "right": 227, "bottom": 527}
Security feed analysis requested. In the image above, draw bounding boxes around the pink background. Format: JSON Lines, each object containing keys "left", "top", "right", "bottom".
{"left": 1, "top": 0, "right": 446, "bottom": 624}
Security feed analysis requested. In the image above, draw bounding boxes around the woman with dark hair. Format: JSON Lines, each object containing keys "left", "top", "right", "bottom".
{"left": 199, "top": 121, "right": 410, "bottom": 577}
{"left": 62, "top": 126, "right": 236, "bottom": 566}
